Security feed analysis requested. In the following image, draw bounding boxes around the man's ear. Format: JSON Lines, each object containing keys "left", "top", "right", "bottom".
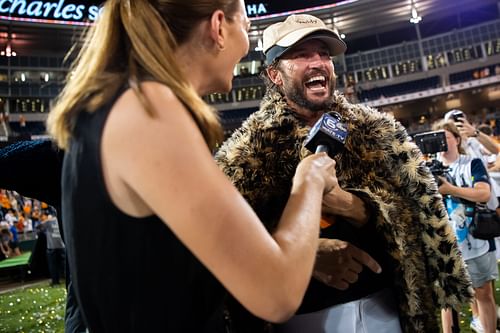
{"left": 266, "top": 65, "right": 283, "bottom": 86}
{"left": 209, "top": 10, "right": 226, "bottom": 50}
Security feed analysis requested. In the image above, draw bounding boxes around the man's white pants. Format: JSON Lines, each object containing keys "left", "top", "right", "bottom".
{"left": 275, "top": 288, "right": 402, "bottom": 333}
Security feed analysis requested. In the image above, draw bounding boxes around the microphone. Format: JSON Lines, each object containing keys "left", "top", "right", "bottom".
{"left": 304, "top": 112, "right": 348, "bottom": 158}
{"left": 304, "top": 112, "right": 348, "bottom": 230}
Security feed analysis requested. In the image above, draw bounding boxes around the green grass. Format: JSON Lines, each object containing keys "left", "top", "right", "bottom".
{"left": 0, "top": 281, "right": 66, "bottom": 333}
{"left": 453, "top": 279, "right": 500, "bottom": 333}
{"left": 457, "top": 307, "right": 477, "bottom": 333}
{"left": 0, "top": 274, "right": 499, "bottom": 332}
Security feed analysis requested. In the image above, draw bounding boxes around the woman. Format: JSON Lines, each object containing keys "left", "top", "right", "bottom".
{"left": 434, "top": 120, "right": 498, "bottom": 333}
{"left": 46, "top": 0, "right": 336, "bottom": 332}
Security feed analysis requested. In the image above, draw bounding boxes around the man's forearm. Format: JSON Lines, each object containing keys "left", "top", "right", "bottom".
{"left": 477, "top": 131, "right": 499, "bottom": 154}
{"left": 323, "top": 188, "right": 370, "bottom": 228}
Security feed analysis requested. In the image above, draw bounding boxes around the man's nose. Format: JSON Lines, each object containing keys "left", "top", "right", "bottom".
{"left": 308, "top": 53, "right": 328, "bottom": 67}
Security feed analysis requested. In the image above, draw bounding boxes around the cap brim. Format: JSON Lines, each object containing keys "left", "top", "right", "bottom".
{"left": 275, "top": 28, "right": 346, "bottom": 56}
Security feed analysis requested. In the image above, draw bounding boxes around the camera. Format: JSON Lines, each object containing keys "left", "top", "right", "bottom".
{"left": 413, "top": 130, "right": 447, "bottom": 155}
{"left": 445, "top": 109, "right": 465, "bottom": 123}
{"left": 413, "top": 130, "right": 450, "bottom": 185}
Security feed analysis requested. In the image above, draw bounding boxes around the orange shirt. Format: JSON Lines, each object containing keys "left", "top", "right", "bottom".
{"left": 0, "top": 196, "right": 11, "bottom": 209}
{"left": 16, "top": 217, "right": 25, "bottom": 233}
{"left": 23, "top": 204, "right": 31, "bottom": 215}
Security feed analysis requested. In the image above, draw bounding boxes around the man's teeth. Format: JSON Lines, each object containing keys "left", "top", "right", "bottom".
{"left": 306, "top": 76, "right": 326, "bottom": 84}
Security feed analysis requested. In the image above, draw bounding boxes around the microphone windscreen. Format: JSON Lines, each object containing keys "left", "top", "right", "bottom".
{"left": 304, "top": 112, "right": 348, "bottom": 158}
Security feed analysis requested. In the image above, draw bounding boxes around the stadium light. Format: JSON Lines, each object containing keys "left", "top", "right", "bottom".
{"left": 0, "top": 42, "right": 16, "bottom": 57}
{"left": 254, "top": 38, "right": 263, "bottom": 52}
{"left": 0, "top": 30, "right": 16, "bottom": 57}
{"left": 409, "top": 0, "right": 422, "bottom": 24}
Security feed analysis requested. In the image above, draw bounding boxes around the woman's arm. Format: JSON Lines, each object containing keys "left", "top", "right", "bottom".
{"left": 439, "top": 179, "right": 491, "bottom": 203}
{"left": 439, "top": 159, "right": 492, "bottom": 203}
{"left": 101, "top": 83, "right": 335, "bottom": 323}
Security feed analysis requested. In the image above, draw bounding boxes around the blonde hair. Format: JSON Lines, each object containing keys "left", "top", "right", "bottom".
{"left": 47, "top": 0, "right": 241, "bottom": 150}
{"left": 432, "top": 119, "right": 466, "bottom": 155}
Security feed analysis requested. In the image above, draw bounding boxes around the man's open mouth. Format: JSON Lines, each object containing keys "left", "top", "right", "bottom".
{"left": 305, "top": 75, "right": 327, "bottom": 91}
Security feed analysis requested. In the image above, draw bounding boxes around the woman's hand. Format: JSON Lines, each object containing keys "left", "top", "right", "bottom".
{"left": 438, "top": 176, "right": 454, "bottom": 195}
{"left": 294, "top": 152, "right": 336, "bottom": 195}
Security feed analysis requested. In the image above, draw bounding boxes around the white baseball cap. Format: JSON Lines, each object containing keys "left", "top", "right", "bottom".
{"left": 263, "top": 14, "right": 347, "bottom": 64}
{"left": 444, "top": 109, "right": 466, "bottom": 121}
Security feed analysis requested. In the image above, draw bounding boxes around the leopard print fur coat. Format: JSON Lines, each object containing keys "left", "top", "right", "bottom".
{"left": 215, "top": 87, "right": 472, "bottom": 332}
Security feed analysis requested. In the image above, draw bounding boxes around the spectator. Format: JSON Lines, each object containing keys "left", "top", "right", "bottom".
{"left": 19, "top": 115, "right": 26, "bottom": 128}
{"left": 4, "top": 209, "right": 17, "bottom": 225}
{"left": 0, "top": 190, "right": 11, "bottom": 217}
{"left": 482, "top": 67, "right": 491, "bottom": 78}
{"left": 434, "top": 120, "right": 498, "bottom": 333}
{"left": 495, "top": 65, "right": 500, "bottom": 76}
{"left": 445, "top": 110, "right": 499, "bottom": 159}
{"left": 7, "top": 215, "right": 18, "bottom": 243}
{"left": 14, "top": 216, "right": 24, "bottom": 234}
{"left": 344, "top": 82, "right": 357, "bottom": 103}
{"left": 477, "top": 122, "right": 500, "bottom": 173}
{"left": 40, "top": 212, "right": 65, "bottom": 286}
{"left": 0, "top": 226, "right": 21, "bottom": 260}
{"left": 31, "top": 206, "right": 41, "bottom": 230}
{"left": 22, "top": 213, "right": 33, "bottom": 235}
{"left": 445, "top": 110, "right": 500, "bottom": 214}
{"left": 477, "top": 124, "right": 499, "bottom": 169}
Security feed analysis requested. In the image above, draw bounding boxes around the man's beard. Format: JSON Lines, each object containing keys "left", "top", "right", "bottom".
{"left": 281, "top": 74, "right": 336, "bottom": 112}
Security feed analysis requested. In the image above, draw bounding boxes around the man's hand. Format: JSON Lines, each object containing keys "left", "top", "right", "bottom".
{"left": 313, "top": 238, "right": 381, "bottom": 290}
{"left": 454, "top": 117, "right": 476, "bottom": 138}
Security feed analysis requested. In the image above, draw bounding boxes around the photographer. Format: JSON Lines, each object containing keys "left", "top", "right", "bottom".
{"left": 444, "top": 109, "right": 499, "bottom": 165}
{"left": 433, "top": 120, "right": 498, "bottom": 333}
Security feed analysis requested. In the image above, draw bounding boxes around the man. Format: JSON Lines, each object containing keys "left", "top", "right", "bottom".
{"left": 215, "top": 14, "right": 472, "bottom": 332}
{"left": 40, "top": 211, "right": 65, "bottom": 287}
{"left": 444, "top": 109, "right": 499, "bottom": 166}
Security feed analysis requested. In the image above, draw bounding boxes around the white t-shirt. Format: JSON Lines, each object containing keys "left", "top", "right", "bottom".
{"left": 465, "top": 137, "right": 500, "bottom": 210}
{"left": 445, "top": 155, "right": 490, "bottom": 260}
